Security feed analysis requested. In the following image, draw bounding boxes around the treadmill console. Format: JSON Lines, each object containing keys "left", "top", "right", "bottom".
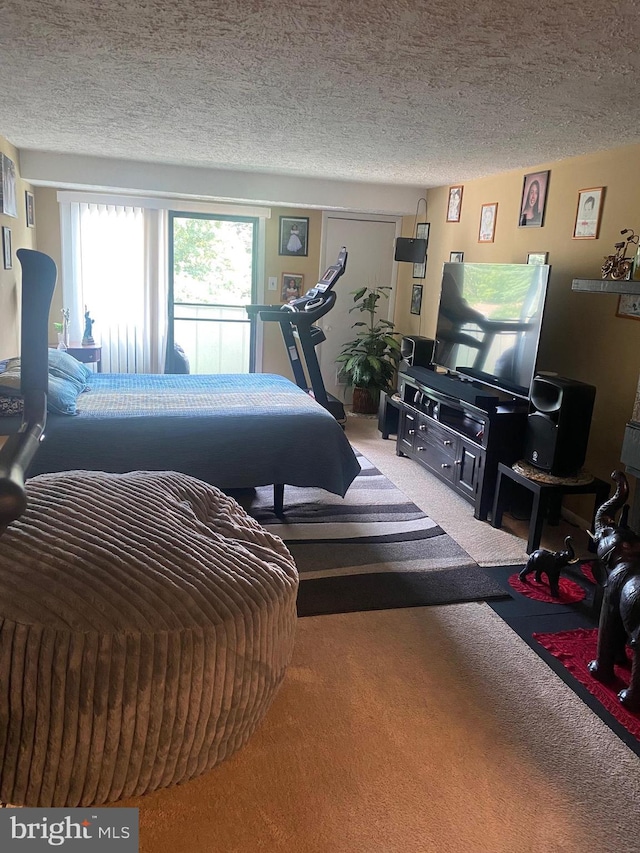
{"left": 288, "top": 246, "right": 348, "bottom": 310}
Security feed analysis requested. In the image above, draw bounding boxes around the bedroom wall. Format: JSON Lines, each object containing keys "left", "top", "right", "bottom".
{"left": 392, "top": 142, "right": 640, "bottom": 512}
{"left": 0, "top": 135, "right": 37, "bottom": 359}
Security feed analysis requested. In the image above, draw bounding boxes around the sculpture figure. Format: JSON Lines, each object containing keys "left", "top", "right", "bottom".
{"left": 518, "top": 536, "right": 578, "bottom": 598}
{"left": 589, "top": 470, "right": 640, "bottom": 710}
{"left": 82, "top": 307, "right": 95, "bottom": 345}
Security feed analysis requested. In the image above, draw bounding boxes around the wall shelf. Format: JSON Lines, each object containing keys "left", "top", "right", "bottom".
{"left": 572, "top": 278, "right": 640, "bottom": 294}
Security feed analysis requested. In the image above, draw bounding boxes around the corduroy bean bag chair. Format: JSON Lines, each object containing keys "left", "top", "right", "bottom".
{"left": 0, "top": 470, "right": 298, "bottom": 807}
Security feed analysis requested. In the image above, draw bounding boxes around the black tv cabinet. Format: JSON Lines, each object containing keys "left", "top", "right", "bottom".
{"left": 395, "top": 367, "right": 528, "bottom": 520}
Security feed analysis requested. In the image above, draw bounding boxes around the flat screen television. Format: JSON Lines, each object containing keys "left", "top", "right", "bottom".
{"left": 433, "top": 262, "right": 550, "bottom": 399}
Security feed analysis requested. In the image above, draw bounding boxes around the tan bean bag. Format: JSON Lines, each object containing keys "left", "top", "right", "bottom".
{"left": 0, "top": 470, "right": 298, "bottom": 806}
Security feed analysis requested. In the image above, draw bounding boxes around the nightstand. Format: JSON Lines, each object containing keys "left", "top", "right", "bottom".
{"left": 66, "top": 343, "right": 102, "bottom": 372}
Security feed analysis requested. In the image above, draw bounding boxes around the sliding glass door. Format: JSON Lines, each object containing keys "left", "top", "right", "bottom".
{"left": 168, "top": 212, "right": 258, "bottom": 374}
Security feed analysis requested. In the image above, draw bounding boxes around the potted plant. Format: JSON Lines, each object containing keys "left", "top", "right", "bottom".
{"left": 336, "top": 285, "right": 401, "bottom": 414}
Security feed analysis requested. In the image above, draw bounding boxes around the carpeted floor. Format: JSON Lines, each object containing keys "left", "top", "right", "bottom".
{"left": 239, "top": 452, "right": 508, "bottom": 615}
{"left": 118, "top": 603, "right": 640, "bottom": 853}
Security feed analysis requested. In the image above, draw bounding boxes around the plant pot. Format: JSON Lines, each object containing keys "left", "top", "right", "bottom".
{"left": 352, "top": 387, "right": 379, "bottom": 415}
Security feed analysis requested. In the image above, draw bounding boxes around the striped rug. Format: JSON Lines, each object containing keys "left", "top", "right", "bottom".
{"left": 241, "top": 453, "right": 508, "bottom": 616}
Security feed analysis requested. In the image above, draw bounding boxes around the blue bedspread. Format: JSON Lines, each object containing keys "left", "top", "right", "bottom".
{"left": 24, "top": 373, "right": 360, "bottom": 497}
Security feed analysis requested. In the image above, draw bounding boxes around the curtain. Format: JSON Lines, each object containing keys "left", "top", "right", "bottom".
{"left": 60, "top": 202, "right": 168, "bottom": 373}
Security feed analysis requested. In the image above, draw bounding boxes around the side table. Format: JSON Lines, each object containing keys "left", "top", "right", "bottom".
{"left": 66, "top": 343, "right": 102, "bottom": 372}
{"left": 378, "top": 391, "right": 401, "bottom": 439}
{"left": 491, "top": 461, "right": 610, "bottom": 554}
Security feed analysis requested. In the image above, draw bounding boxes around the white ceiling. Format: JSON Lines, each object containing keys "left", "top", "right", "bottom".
{"left": 2, "top": 0, "right": 640, "bottom": 188}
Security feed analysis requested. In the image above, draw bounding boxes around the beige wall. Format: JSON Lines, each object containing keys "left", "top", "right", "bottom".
{"left": 0, "top": 135, "right": 37, "bottom": 359}
{"left": 392, "top": 143, "right": 640, "bottom": 510}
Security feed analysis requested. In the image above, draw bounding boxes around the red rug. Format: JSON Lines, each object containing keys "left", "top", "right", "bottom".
{"left": 533, "top": 628, "right": 640, "bottom": 739}
{"left": 508, "top": 572, "right": 586, "bottom": 604}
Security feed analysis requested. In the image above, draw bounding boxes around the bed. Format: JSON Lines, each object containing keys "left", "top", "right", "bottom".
{"left": 3, "top": 371, "right": 360, "bottom": 509}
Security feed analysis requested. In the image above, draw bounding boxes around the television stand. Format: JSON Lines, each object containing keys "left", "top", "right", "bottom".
{"left": 395, "top": 367, "right": 528, "bottom": 520}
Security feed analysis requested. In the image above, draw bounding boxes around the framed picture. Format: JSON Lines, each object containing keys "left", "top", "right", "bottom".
{"left": 519, "top": 170, "right": 550, "bottom": 227}
{"left": 0, "top": 153, "right": 17, "bottom": 218}
{"left": 478, "top": 203, "right": 498, "bottom": 243}
{"left": 281, "top": 272, "right": 304, "bottom": 302}
{"left": 2, "top": 226, "right": 12, "bottom": 270}
{"left": 616, "top": 295, "right": 640, "bottom": 321}
{"left": 25, "top": 190, "right": 35, "bottom": 228}
{"left": 446, "top": 186, "right": 463, "bottom": 222}
{"left": 412, "top": 222, "right": 430, "bottom": 278}
{"left": 449, "top": 251, "right": 464, "bottom": 263}
{"left": 410, "top": 284, "right": 423, "bottom": 315}
{"left": 279, "top": 216, "right": 309, "bottom": 256}
{"left": 572, "top": 187, "right": 605, "bottom": 240}
{"left": 527, "top": 252, "right": 548, "bottom": 265}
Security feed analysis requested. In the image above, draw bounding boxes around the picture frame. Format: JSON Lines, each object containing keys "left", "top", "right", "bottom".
{"left": 0, "top": 153, "right": 17, "bottom": 218}
{"left": 25, "top": 190, "right": 35, "bottom": 228}
{"left": 446, "top": 186, "right": 463, "bottom": 222}
{"left": 527, "top": 252, "right": 548, "bottom": 265}
{"left": 2, "top": 226, "right": 12, "bottom": 270}
{"left": 519, "top": 170, "right": 550, "bottom": 228}
{"left": 281, "top": 272, "right": 304, "bottom": 302}
{"left": 410, "top": 284, "right": 423, "bottom": 315}
{"left": 279, "top": 216, "right": 309, "bottom": 256}
{"left": 449, "top": 251, "right": 464, "bottom": 263}
{"left": 572, "top": 187, "right": 605, "bottom": 240}
{"left": 616, "top": 294, "right": 640, "bottom": 321}
{"left": 478, "top": 203, "right": 498, "bottom": 243}
{"left": 412, "top": 222, "right": 430, "bottom": 278}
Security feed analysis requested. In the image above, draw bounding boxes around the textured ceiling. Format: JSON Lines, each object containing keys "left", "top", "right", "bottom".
{"left": 2, "top": 0, "right": 640, "bottom": 187}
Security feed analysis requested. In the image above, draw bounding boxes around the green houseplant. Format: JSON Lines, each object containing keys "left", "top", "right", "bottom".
{"left": 336, "top": 285, "right": 401, "bottom": 414}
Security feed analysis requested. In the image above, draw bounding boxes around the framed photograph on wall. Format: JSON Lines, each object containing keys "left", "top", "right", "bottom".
{"left": 527, "top": 252, "right": 548, "bottom": 265}
{"left": 2, "top": 226, "right": 12, "bottom": 270}
{"left": 478, "top": 203, "right": 498, "bottom": 243}
{"left": 412, "top": 222, "right": 429, "bottom": 278}
{"left": 572, "top": 187, "right": 604, "bottom": 239}
{"left": 25, "top": 190, "right": 35, "bottom": 227}
{"left": 446, "top": 186, "right": 463, "bottom": 222}
{"left": 449, "top": 251, "right": 464, "bottom": 262}
{"left": 410, "top": 284, "right": 423, "bottom": 315}
{"left": 279, "top": 216, "right": 309, "bottom": 256}
{"left": 519, "top": 170, "right": 550, "bottom": 227}
{"left": 0, "top": 153, "right": 17, "bottom": 218}
{"left": 616, "top": 295, "right": 640, "bottom": 321}
{"left": 281, "top": 272, "right": 304, "bottom": 302}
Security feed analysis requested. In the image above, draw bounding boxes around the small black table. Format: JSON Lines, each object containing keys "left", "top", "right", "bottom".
{"left": 491, "top": 461, "right": 610, "bottom": 554}
{"left": 378, "top": 392, "right": 401, "bottom": 439}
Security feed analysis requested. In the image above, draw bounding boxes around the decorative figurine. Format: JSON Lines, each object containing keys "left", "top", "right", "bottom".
{"left": 588, "top": 470, "right": 640, "bottom": 711}
{"left": 518, "top": 536, "right": 578, "bottom": 598}
{"left": 601, "top": 229, "right": 639, "bottom": 281}
{"left": 82, "top": 307, "right": 95, "bottom": 345}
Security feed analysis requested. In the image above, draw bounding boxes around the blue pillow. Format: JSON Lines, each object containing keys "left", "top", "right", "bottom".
{"left": 0, "top": 366, "right": 83, "bottom": 416}
{"left": 6, "top": 350, "right": 91, "bottom": 393}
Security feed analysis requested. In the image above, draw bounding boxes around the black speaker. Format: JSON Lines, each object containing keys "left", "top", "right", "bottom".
{"left": 524, "top": 375, "right": 596, "bottom": 477}
{"left": 400, "top": 335, "right": 435, "bottom": 369}
{"left": 394, "top": 237, "right": 427, "bottom": 264}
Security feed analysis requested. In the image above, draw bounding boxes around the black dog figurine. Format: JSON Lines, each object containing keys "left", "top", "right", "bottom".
{"left": 519, "top": 535, "right": 578, "bottom": 598}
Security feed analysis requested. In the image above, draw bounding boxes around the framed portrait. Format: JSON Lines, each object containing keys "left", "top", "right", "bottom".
{"left": 519, "top": 170, "right": 550, "bottom": 228}
{"left": 281, "top": 272, "right": 304, "bottom": 302}
{"left": 449, "top": 251, "right": 464, "bottom": 263}
{"left": 410, "top": 284, "right": 423, "bottom": 315}
{"left": 0, "top": 153, "right": 17, "bottom": 218}
{"left": 527, "top": 252, "right": 548, "bottom": 265}
{"left": 572, "top": 187, "right": 604, "bottom": 240}
{"left": 279, "top": 216, "right": 309, "bottom": 256}
{"left": 2, "top": 226, "right": 12, "bottom": 270}
{"left": 446, "top": 186, "right": 463, "bottom": 222}
{"left": 25, "top": 190, "right": 35, "bottom": 228}
{"left": 616, "top": 295, "right": 640, "bottom": 321}
{"left": 478, "top": 203, "right": 498, "bottom": 243}
{"left": 412, "top": 222, "right": 429, "bottom": 278}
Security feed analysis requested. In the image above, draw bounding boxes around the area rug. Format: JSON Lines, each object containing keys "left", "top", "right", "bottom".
{"left": 240, "top": 453, "right": 509, "bottom": 616}
{"left": 533, "top": 628, "right": 640, "bottom": 741}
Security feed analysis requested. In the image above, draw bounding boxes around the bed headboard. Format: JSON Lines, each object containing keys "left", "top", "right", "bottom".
{"left": 0, "top": 249, "right": 56, "bottom": 529}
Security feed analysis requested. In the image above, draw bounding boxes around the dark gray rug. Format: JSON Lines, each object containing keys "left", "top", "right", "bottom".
{"left": 239, "top": 452, "right": 510, "bottom": 616}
